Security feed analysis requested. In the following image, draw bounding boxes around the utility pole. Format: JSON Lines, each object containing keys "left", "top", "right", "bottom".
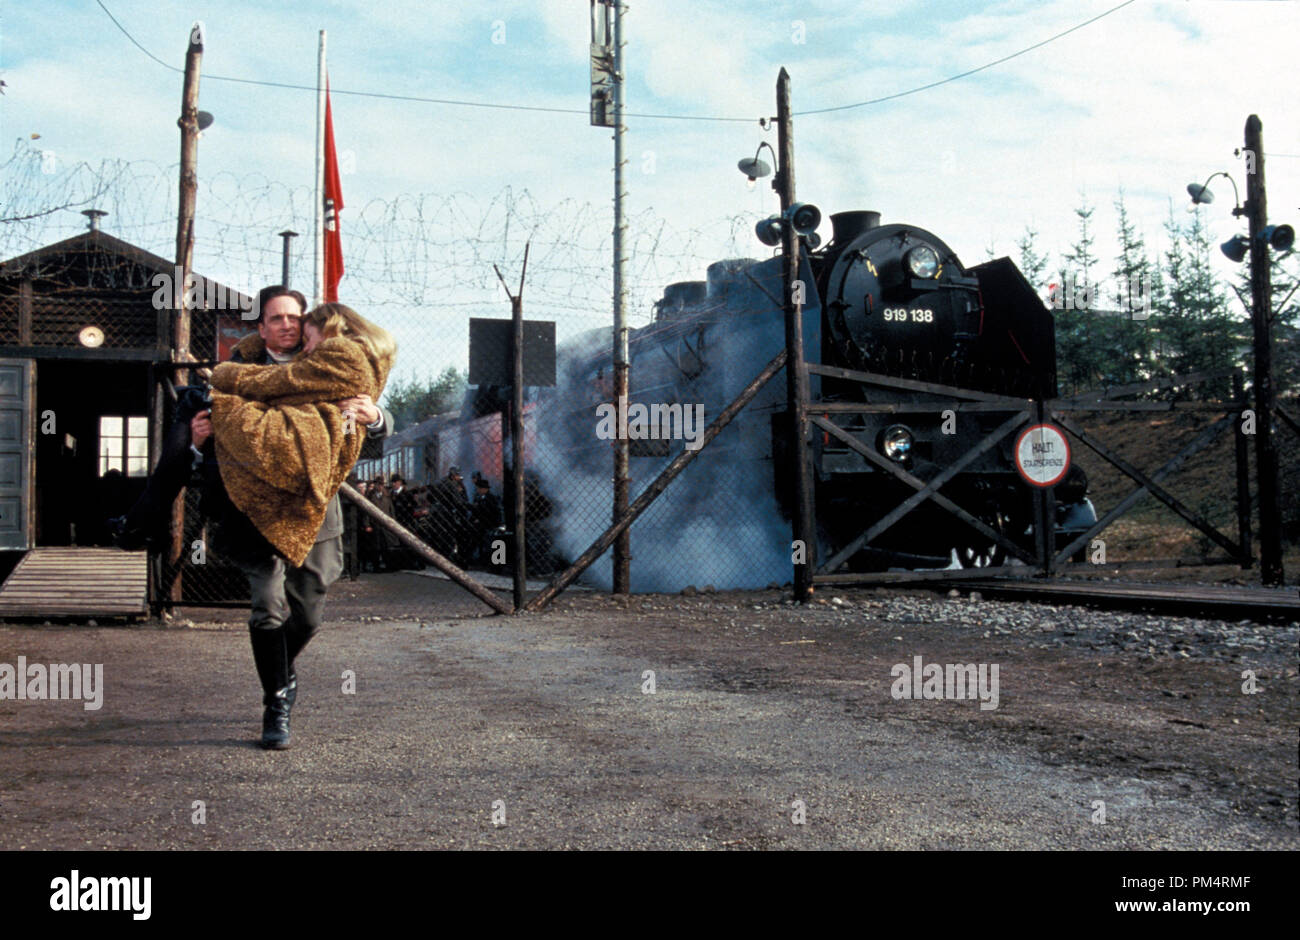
{"left": 494, "top": 244, "right": 531, "bottom": 612}
{"left": 168, "top": 22, "right": 204, "bottom": 607}
{"left": 611, "top": 1, "right": 631, "bottom": 594}
{"left": 776, "top": 68, "right": 815, "bottom": 602}
{"left": 1244, "top": 114, "right": 1283, "bottom": 586}
{"left": 174, "top": 23, "right": 203, "bottom": 386}
{"left": 590, "top": 1, "right": 631, "bottom": 593}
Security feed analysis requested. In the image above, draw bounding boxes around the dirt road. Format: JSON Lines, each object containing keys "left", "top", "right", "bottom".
{"left": 0, "top": 573, "right": 1295, "bottom": 849}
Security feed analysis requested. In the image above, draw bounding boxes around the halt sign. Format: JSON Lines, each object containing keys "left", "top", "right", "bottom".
{"left": 1013, "top": 423, "right": 1070, "bottom": 488}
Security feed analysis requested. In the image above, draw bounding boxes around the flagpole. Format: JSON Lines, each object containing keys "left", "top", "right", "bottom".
{"left": 313, "top": 30, "right": 327, "bottom": 305}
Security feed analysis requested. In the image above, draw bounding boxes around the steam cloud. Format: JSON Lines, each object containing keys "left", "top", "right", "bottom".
{"left": 532, "top": 258, "right": 797, "bottom": 592}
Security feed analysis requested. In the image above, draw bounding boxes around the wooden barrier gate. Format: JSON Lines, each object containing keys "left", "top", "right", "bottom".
{"left": 804, "top": 366, "right": 1255, "bottom": 588}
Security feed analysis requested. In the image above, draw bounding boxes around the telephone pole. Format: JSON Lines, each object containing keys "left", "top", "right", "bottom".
{"left": 611, "top": 1, "right": 631, "bottom": 594}
{"left": 777, "top": 69, "right": 815, "bottom": 602}
{"left": 1244, "top": 115, "right": 1283, "bottom": 586}
{"left": 592, "top": 1, "right": 630, "bottom": 593}
{"left": 278, "top": 230, "right": 298, "bottom": 288}
{"left": 168, "top": 22, "right": 204, "bottom": 607}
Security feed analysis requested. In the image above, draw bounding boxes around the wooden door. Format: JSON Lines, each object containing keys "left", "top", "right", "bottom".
{"left": 0, "top": 358, "right": 33, "bottom": 550}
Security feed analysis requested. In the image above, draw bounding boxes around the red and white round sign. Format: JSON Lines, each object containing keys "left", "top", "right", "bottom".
{"left": 1013, "top": 423, "right": 1071, "bottom": 488}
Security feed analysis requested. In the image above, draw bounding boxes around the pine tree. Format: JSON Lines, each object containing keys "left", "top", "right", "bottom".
{"left": 1171, "top": 208, "right": 1240, "bottom": 399}
{"left": 1264, "top": 250, "right": 1300, "bottom": 398}
{"left": 1016, "top": 226, "right": 1064, "bottom": 394}
{"left": 383, "top": 366, "right": 467, "bottom": 430}
{"left": 1016, "top": 226, "right": 1050, "bottom": 291}
{"left": 1159, "top": 203, "right": 1192, "bottom": 379}
{"left": 1109, "top": 192, "right": 1158, "bottom": 387}
{"left": 1054, "top": 197, "right": 1104, "bottom": 394}
{"left": 1060, "top": 198, "right": 1098, "bottom": 288}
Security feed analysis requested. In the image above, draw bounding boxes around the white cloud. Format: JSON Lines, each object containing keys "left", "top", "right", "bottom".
{"left": 5, "top": 0, "right": 1298, "bottom": 375}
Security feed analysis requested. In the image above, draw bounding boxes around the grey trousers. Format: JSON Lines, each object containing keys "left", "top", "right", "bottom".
{"left": 225, "top": 534, "right": 345, "bottom": 636}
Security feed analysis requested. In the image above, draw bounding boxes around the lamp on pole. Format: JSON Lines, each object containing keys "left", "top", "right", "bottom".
{"left": 1189, "top": 115, "right": 1295, "bottom": 586}
{"left": 1186, "top": 171, "right": 1242, "bottom": 215}
{"left": 739, "top": 71, "right": 820, "bottom": 601}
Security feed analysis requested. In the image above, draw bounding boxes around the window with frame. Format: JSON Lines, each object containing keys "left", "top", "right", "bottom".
{"left": 99, "top": 416, "right": 149, "bottom": 477}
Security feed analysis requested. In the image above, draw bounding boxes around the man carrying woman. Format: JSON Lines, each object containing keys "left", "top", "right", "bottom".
{"left": 119, "top": 285, "right": 396, "bottom": 749}
{"left": 200, "top": 290, "right": 396, "bottom": 750}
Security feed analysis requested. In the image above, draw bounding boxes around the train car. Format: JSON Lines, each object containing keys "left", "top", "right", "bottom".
{"left": 355, "top": 414, "right": 441, "bottom": 487}
{"left": 358, "top": 397, "right": 541, "bottom": 496}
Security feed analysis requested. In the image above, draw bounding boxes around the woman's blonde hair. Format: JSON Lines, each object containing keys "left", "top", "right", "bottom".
{"left": 304, "top": 302, "right": 397, "bottom": 371}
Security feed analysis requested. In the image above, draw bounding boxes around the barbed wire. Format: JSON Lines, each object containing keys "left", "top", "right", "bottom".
{"left": 0, "top": 139, "right": 764, "bottom": 383}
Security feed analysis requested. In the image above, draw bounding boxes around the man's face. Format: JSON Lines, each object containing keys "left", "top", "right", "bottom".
{"left": 258, "top": 295, "right": 303, "bottom": 354}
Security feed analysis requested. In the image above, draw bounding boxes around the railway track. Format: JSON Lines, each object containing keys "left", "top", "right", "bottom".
{"left": 904, "top": 577, "right": 1300, "bottom": 623}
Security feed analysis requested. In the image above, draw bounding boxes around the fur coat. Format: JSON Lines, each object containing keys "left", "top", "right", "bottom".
{"left": 209, "top": 334, "right": 391, "bottom": 566}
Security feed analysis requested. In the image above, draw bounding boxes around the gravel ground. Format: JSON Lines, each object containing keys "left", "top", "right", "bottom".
{"left": 0, "top": 572, "right": 1295, "bottom": 850}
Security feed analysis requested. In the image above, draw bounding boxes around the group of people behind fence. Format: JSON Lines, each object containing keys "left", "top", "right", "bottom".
{"left": 350, "top": 466, "right": 557, "bottom": 576}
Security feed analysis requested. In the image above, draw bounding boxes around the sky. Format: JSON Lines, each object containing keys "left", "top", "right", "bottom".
{"left": 2, "top": 0, "right": 1298, "bottom": 383}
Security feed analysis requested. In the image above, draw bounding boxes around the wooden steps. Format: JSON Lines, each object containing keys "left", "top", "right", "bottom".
{"left": 0, "top": 547, "right": 148, "bottom": 618}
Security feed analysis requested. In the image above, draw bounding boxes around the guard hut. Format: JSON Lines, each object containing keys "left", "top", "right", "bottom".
{"left": 0, "top": 211, "right": 246, "bottom": 617}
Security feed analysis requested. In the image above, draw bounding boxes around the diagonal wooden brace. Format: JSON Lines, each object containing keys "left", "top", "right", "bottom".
{"left": 811, "top": 412, "right": 1038, "bottom": 574}
{"left": 339, "top": 481, "right": 513, "bottom": 615}
{"left": 1049, "top": 412, "right": 1243, "bottom": 566}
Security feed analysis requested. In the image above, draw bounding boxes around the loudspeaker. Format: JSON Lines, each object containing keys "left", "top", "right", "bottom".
{"left": 1220, "top": 235, "right": 1248, "bottom": 263}
{"left": 787, "top": 202, "right": 821, "bottom": 236}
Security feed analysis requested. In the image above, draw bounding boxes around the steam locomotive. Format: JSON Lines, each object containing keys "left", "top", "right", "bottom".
{"left": 781, "top": 207, "right": 1075, "bottom": 569}
{"left": 363, "top": 208, "right": 1092, "bottom": 579}
{"left": 564, "top": 208, "right": 1087, "bottom": 572}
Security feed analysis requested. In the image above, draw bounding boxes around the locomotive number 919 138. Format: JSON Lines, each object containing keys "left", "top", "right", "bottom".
{"left": 882, "top": 307, "right": 934, "bottom": 323}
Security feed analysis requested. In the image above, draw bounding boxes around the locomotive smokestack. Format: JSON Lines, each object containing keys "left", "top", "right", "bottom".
{"left": 830, "top": 211, "right": 880, "bottom": 245}
{"left": 655, "top": 280, "right": 707, "bottom": 321}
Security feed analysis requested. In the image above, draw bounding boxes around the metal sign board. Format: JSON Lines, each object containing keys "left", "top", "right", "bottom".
{"left": 468, "top": 318, "right": 556, "bottom": 387}
{"left": 1014, "top": 423, "right": 1070, "bottom": 488}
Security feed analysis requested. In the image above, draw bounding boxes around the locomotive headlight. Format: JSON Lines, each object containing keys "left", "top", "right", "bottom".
{"left": 879, "top": 424, "right": 914, "bottom": 462}
{"left": 905, "top": 244, "right": 940, "bottom": 279}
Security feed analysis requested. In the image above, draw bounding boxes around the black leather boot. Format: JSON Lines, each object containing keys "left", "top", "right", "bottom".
{"left": 284, "top": 621, "right": 317, "bottom": 671}
{"left": 284, "top": 620, "right": 318, "bottom": 707}
{"left": 249, "top": 627, "right": 292, "bottom": 750}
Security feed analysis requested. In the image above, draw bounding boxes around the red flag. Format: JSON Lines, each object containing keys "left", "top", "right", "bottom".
{"left": 323, "top": 76, "right": 345, "bottom": 302}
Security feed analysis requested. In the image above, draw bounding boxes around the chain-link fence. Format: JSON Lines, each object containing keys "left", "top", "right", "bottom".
{"left": 1048, "top": 396, "right": 1250, "bottom": 568}
{"left": 0, "top": 140, "right": 791, "bottom": 608}
{"left": 4, "top": 137, "right": 1299, "bottom": 611}
{"left": 347, "top": 255, "right": 799, "bottom": 597}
